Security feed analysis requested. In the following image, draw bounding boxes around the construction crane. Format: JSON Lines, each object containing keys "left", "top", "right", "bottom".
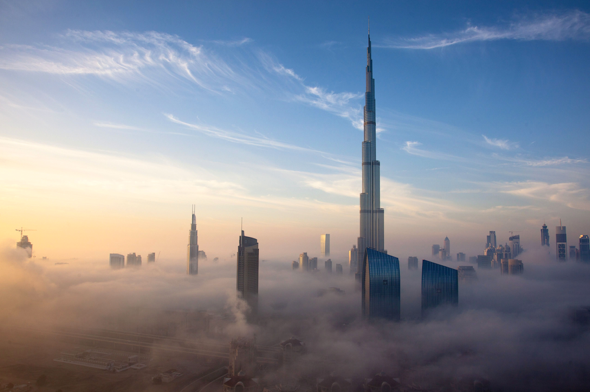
{"left": 15, "top": 227, "right": 36, "bottom": 239}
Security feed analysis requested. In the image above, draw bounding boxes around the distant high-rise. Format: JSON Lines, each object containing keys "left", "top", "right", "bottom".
{"left": 147, "top": 252, "right": 156, "bottom": 262}
{"left": 309, "top": 257, "right": 318, "bottom": 271}
{"left": 16, "top": 235, "right": 33, "bottom": 258}
{"left": 336, "top": 264, "right": 343, "bottom": 274}
{"left": 569, "top": 246, "right": 577, "bottom": 259}
{"left": 541, "top": 224, "right": 550, "bottom": 246}
{"left": 457, "top": 266, "right": 477, "bottom": 282}
{"left": 292, "top": 260, "right": 299, "bottom": 270}
{"left": 126, "top": 253, "right": 141, "bottom": 267}
{"left": 432, "top": 244, "right": 440, "bottom": 256}
{"left": 556, "top": 221, "right": 567, "bottom": 261}
{"left": 408, "top": 256, "right": 418, "bottom": 270}
{"left": 509, "top": 235, "right": 521, "bottom": 258}
{"left": 187, "top": 205, "right": 199, "bottom": 275}
{"left": 579, "top": 235, "right": 590, "bottom": 262}
{"left": 486, "top": 231, "right": 497, "bottom": 248}
{"left": 501, "top": 259, "right": 524, "bottom": 275}
{"left": 477, "top": 255, "right": 491, "bottom": 269}
{"left": 444, "top": 237, "right": 451, "bottom": 260}
{"left": 109, "top": 253, "right": 125, "bottom": 269}
{"left": 357, "top": 29, "right": 385, "bottom": 273}
{"left": 438, "top": 248, "right": 447, "bottom": 260}
{"left": 362, "top": 248, "right": 400, "bottom": 321}
{"left": 349, "top": 245, "right": 358, "bottom": 275}
{"left": 456, "top": 252, "right": 466, "bottom": 262}
{"left": 299, "top": 252, "right": 309, "bottom": 271}
{"left": 237, "top": 230, "right": 259, "bottom": 314}
{"left": 421, "top": 260, "right": 458, "bottom": 315}
{"left": 325, "top": 259, "right": 333, "bottom": 273}
{"left": 321, "top": 234, "right": 330, "bottom": 257}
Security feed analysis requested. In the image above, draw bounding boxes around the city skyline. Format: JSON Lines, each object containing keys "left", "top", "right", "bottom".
{"left": 1, "top": 2, "right": 590, "bottom": 263}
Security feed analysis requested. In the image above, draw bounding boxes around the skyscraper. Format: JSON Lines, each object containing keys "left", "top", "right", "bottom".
{"left": 486, "top": 231, "right": 496, "bottom": 248}
{"left": 237, "top": 230, "right": 259, "bottom": 314}
{"left": 556, "top": 221, "right": 567, "bottom": 261}
{"left": 432, "top": 244, "right": 440, "bottom": 256}
{"left": 580, "top": 235, "right": 590, "bottom": 262}
{"left": 357, "top": 29, "right": 385, "bottom": 274}
{"left": 187, "top": 205, "right": 199, "bottom": 275}
{"left": 408, "top": 256, "right": 418, "bottom": 270}
{"left": 569, "top": 246, "right": 578, "bottom": 260}
{"left": 325, "top": 259, "right": 332, "bottom": 273}
{"left": 362, "top": 248, "right": 400, "bottom": 321}
{"left": 109, "top": 253, "right": 125, "bottom": 269}
{"left": 299, "top": 252, "right": 309, "bottom": 271}
{"left": 444, "top": 237, "right": 451, "bottom": 260}
{"left": 349, "top": 245, "right": 358, "bottom": 275}
{"left": 421, "top": 260, "right": 458, "bottom": 315}
{"left": 541, "top": 224, "right": 550, "bottom": 246}
{"left": 509, "top": 235, "right": 521, "bottom": 258}
{"left": 16, "top": 234, "right": 33, "bottom": 258}
{"left": 321, "top": 234, "right": 330, "bottom": 257}
{"left": 309, "top": 257, "right": 318, "bottom": 271}
{"left": 501, "top": 259, "right": 524, "bottom": 275}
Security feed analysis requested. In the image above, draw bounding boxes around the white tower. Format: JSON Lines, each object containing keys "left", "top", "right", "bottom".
{"left": 357, "top": 26, "right": 385, "bottom": 277}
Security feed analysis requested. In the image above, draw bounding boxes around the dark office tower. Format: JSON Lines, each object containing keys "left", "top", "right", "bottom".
{"left": 432, "top": 244, "right": 440, "bottom": 256}
{"left": 580, "top": 235, "right": 590, "bottom": 262}
{"left": 349, "top": 245, "right": 358, "bottom": 275}
{"left": 421, "top": 260, "right": 458, "bottom": 315}
{"left": 187, "top": 205, "right": 199, "bottom": 275}
{"left": 457, "top": 252, "right": 466, "bottom": 262}
{"left": 147, "top": 252, "right": 156, "bottom": 262}
{"left": 126, "top": 253, "right": 141, "bottom": 267}
{"left": 336, "top": 264, "right": 343, "bottom": 274}
{"left": 444, "top": 237, "right": 451, "bottom": 260}
{"left": 362, "top": 248, "right": 400, "bottom": 321}
{"left": 357, "top": 29, "right": 385, "bottom": 274}
{"left": 408, "top": 256, "right": 418, "bottom": 270}
{"left": 486, "top": 231, "right": 497, "bottom": 248}
{"left": 501, "top": 259, "right": 524, "bottom": 275}
{"left": 292, "top": 260, "right": 299, "bottom": 270}
{"left": 325, "top": 259, "right": 333, "bottom": 273}
{"left": 309, "top": 257, "right": 318, "bottom": 271}
{"left": 556, "top": 220, "right": 567, "bottom": 261}
{"left": 237, "top": 230, "right": 259, "bottom": 315}
{"left": 541, "top": 224, "right": 550, "bottom": 246}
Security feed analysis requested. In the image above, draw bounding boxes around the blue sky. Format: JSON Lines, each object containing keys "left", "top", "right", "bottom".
{"left": 1, "top": 0, "right": 589, "bottom": 260}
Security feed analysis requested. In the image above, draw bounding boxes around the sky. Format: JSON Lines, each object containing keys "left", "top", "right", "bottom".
{"left": 1, "top": 0, "right": 590, "bottom": 261}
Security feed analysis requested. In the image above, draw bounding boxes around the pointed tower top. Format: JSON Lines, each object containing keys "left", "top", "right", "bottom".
{"left": 368, "top": 16, "right": 370, "bottom": 35}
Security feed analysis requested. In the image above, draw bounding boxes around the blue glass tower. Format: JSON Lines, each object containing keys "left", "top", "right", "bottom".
{"left": 421, "top": 260, "right": 458, "bottom": 315}
{"left": 362, "top": 248, "right": 400, "bottom": 321}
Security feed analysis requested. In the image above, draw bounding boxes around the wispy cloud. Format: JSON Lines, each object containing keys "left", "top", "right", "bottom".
{"left": 165, "top": 114, "right": 331, "bottom": 155}
{"left": 483, "top": 135, "right": 519, "bottom": 150}
{"left": 402, "top": 141, "right": 466, "bottom": 162}
{"left": 210, "top": 38, "right": 252, "bottom": 46}
{"left": 499, "top": 181, "right": 590, "bottom": 211}
{"left": 383, "top": 10, "right": 590, "bottom": 49}
{"left": 494, "top": 154, "right": 588, "bottom": 167}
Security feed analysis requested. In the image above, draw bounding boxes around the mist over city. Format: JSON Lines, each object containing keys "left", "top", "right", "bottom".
{"left": 1, "top": 1, "right": 590, "bottom": 392}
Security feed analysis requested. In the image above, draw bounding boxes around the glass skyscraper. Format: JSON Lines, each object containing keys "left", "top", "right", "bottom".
{"left": 421, "top": 259, "right": 458, "bottom": 315}
{"left": 362, "top": 248, "right": 400, "bottom": 321}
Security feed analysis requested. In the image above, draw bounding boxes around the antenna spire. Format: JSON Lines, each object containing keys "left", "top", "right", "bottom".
{"left": 368, "top": 16, "right": 370, "bottom": 35}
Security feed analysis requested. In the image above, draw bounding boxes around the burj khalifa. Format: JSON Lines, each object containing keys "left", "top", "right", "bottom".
{"left": 357, "top": 29, "right": 385, "bottom": 275}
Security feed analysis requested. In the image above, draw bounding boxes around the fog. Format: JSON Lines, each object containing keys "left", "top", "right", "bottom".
{"left": 2, "top": 244, "right": 590, "bottom": 391}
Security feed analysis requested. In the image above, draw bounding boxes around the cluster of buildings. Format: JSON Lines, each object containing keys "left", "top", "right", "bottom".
{"left": 542, "top": 221, "right": 590, "bottom": 262}
{"left": 109, "top": 252, "right": 156, "bottom": 269}
{"left": 293, "top": 234, "right": 344, "bottom": 274}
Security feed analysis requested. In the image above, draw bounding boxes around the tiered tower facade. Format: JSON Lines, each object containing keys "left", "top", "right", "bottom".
{"left": 357, "top": 29, "right": 385, "bottom": 276}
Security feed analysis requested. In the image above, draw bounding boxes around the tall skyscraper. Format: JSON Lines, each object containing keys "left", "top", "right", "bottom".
{"left": 109, "top": 253, "right": 125, "bottom": 269}
{"left": 501, "top": 259, "right": 524, "bottom": 275}
{"left": 362, "top": 248, "right": 400, "bottom": 321}
{"left": 556, "top": 221, "right": 567, "bottom": 261}
{"left": 237, "top": 230, "right": 259, "bottom": 314}
{"left": 299, "top": 252, "right": 309, "bottom": 271}
{"left": 444, "top": 237, "right": 451, "bottom": 260}
{"left": 456, "top": 252, "right": 466, "bottom": 262}
{"left": 541, "top": 224, "right": 550, "bottom": 246}
{"left": 187, "top": 205, "right": 199, "bottom": 275}
{"left": 486, "top": 231, "right": 496, "bottom": 248}
{"left": 325, "top": 259, "right": 333, "bottom": 273}
{"left": 408, "top": 256, "right": 418, "bottom": 270}
{"left": 580, "top": 235, "right": 590, "bottom": 262}
{"left": 349, "top": 245, "right": 358, "bottom": 275}
{"left": 357, "top": 29, "right": 385, "bottom": 274}
{"left": 147, "top": 252, "right": 156, "bottom": 262}
{"left": 321, "top": 234, "right": 330, "bottom": 257}
{"left": 309, "top": 257, "right": 318, "bottom": 271}
{"left": 569, "top": 246, "right": 578, "bottom": 260}
{"left": 421, "top": 260, "right": 458, "bottom": 315}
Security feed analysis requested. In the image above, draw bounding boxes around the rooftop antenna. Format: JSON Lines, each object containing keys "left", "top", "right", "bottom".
{"left": 368, "top": 16, "right": 370, "bottom": 35}
{"left": 241, "top": 217, "right": 243, "bottom": 232}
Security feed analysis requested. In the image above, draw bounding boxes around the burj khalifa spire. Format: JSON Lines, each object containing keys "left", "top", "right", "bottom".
{"left": 357, "top": 26, "right": 385, "bottom": 276}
